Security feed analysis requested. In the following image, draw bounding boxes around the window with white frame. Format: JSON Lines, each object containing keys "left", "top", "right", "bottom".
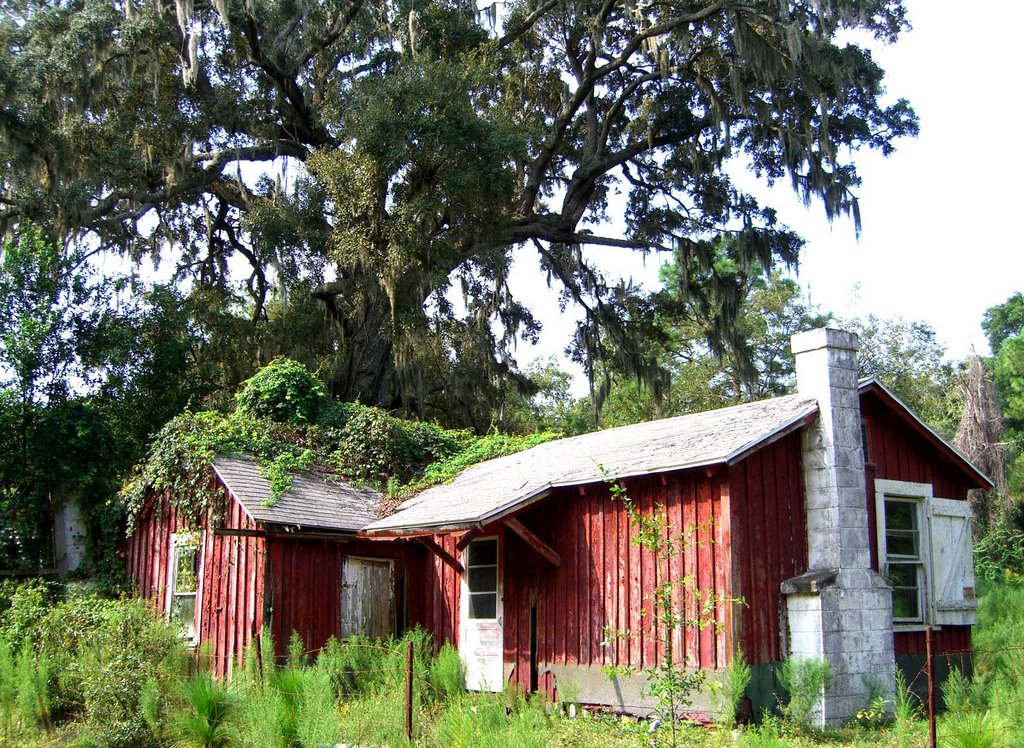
{"left": 882, "top": 498, "right": 924, "bottom": 623}
{"left": 875, "top": 480, "right": 977, "bottom": 628}
{"left": 465, "top": 537, "right": 499, "bottom": 620}
{"left": 168, "top": 532, "right": 200, "bottom": 641}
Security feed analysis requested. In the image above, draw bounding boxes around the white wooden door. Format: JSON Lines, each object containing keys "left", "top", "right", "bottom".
{"left": 341, "top": 557, "right": 396, "bottom": 640}
{"left": 460, "top": 537, "right": 503, "bottom": 691}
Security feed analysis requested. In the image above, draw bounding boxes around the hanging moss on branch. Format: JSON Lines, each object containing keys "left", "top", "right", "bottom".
{"left": 120, "top": 360, "right": 559, "bottom": 532}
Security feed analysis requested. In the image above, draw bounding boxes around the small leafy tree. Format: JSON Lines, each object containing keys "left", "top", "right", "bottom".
{"left": 235, "top": 357, "right": 328, "bottom": 425}
{"left": 603, "top": 476, "right": 741, "bottom": 746}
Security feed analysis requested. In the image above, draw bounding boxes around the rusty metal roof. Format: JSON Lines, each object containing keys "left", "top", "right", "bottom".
{"left": 363, "top": 394, "right": 820, "bottom": 537}
{"left": 212, "top": 456, "right": 382, "bottom": 533}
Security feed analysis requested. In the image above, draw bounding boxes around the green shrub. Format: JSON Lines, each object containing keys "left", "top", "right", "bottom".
{"left": 296, "top": 666, "right": 340, "bottom": 748}
{"left": 974, "top": 518, "right": 1024, "bottom": 582}
{"left": 777, "top": 655, "right": 832, "bottom": 730}
{"left": 429, "top": 642, "right": 466, "bottom": 703}
{"left": 334, "top": 406, "right": 464, "bottom": 487}
{"left": 713, "top": 647, "right": 751, "bottom": 727}
{"left": 168, "top": 670, "right": 238, "bottom": 748}
{"left": 0, "top": 638, "right": 17, "bottom": 741}
{"left": 38, "top": 593, "right": 186, "bottom": 745}
{"left": 0, "top": 578, "right": 56, "bottom": 647}
{"left": 14, "top": 641, "right": 50, "bottom": 732}
{"left": 238, "top": 678, "right": 288, "bottom": 748}
{"left": 939, "top": 709, "right": 1007, "bottom": 748}
{"left": 892, "top": 667, "right": 922, "bottom": 748}
{"left": 236, "top": 358, "right": 328, "bottom": 425}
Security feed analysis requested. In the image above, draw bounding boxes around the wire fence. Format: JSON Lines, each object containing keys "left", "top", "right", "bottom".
{"left": 910, "top": 629, "right": 1024, "bottom": 748}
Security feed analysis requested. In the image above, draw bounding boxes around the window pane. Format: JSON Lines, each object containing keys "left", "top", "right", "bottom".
{"left": 888, "top": 562, "right": 918, "bottom": 588}
{"left": 176, "top": 548, "right": 198, "bottom": 593}
{"left": 171, "top": 594, "right": 196, "bottom": 628}
{"left": 468, "top": 566, "right": 497, "bottom": 593}
{"left": 886, "top": 530, "right": 918, "bottom": 557}
{"left": 467, "top": 538, "right": 497, "bottom": 567}
{"left": 885, "top": 501, "right": 916, "bottom": 531}
{"left": 468, "top": 592, "right": 497, "bottom": 619}
{"left": 892, "top": 588, "right": 920, "bottom": 620}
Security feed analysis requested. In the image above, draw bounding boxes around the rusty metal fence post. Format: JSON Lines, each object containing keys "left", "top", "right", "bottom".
{"left": 926, "top": 627, "right": 936, "bottom": 748}
{"left": 405, "top": 639, "right": 414, "bottom": 741}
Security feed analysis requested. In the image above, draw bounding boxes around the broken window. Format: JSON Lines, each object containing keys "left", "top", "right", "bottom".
{"left": 168, "top": 533, "right": 200, "bottom": 642}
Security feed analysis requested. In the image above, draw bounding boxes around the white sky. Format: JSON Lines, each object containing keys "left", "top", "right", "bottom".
{"left": 508, "top": 0, "right": 1024, "bottom": 382}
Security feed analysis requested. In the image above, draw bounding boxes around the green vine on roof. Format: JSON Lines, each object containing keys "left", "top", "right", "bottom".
{"left": 120, "top": 359, "right": 559, "bottom": 532}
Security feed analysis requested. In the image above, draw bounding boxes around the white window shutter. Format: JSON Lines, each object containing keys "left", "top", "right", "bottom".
{"left": 927, "top": 498, "right": 978, "bottom": 626}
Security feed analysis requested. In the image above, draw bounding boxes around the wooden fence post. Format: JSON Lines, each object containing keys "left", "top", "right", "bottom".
{"left": 405, "top": 639, "right": 414, "bottom": 742}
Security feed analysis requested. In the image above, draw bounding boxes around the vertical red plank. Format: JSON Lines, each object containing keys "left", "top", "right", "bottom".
{"left": 201, "top": 518, "right": 215, "bottom": 649}
{"left": 668, "top": 479, "right": 685, "bottom": 666}
{"left": 147, "top": 505, "right": 157, "bottom": 603}
{"left": 589, "top": 491, "right": 602, "bottom": 665}
{"left": 235, "top": 512, "right": 247, "bottom": 657}
{"left": 696, "top": 475, "right": 714, "bottom": 669}
{"left": 641, "top": 488, "right": 656, "bottom": 667}
{"left": 628, "top": 487, "right": 642, "bottom": 668}
{"left": 603, "top": 487, "right": 616, "bottom": 666}
{"left": 577, "top": 491, "right": 590, "bottom": 665}
{"left": 226, "top": 505, "right": 240, "bottom": 675}
{"left": 681, "top": 478, "right": 698, "bottom": 667}
{"left": 549, "top": 510, "right": 559, "bottom": 666}
{"left": 712, "top": 475, "right": 727, "bottom": 668}
{"left": 617, "top": 488, "right": 629, "bottom": 667}
{"left": 226, "top": 534, "right": 239, "bottom": 677}
{"left": 566, "top": 496, "right": 579, "bottom": 666}
{"left": 656, "top": 484, "right": 671, "bottom": 665}
{"left": 751, "top": 454, "right": 771, "bottom": 664}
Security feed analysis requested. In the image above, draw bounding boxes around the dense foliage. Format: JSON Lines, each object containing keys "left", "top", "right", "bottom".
{"left": 121, "top": 358, "right": 557, "bottom": 530}
{"left": 0, "top": 0, "right": 917, "bottom": 424}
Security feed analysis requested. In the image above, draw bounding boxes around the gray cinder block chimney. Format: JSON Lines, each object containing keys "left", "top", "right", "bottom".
{"left": 782, "top": 328, "right": 895, "bottom": 727}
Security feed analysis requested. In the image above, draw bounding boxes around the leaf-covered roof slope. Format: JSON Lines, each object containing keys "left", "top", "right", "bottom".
{"left": 363, "top": 394, "right": 820, "bottom": 537}
{"left": 213, "top": 456, "right": 382, "bottom": 533}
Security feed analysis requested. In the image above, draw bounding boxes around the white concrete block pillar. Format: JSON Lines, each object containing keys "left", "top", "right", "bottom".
{"left": 791, "top": 328, "right": 869, "bottom": 572}
{"left": 785, "top": 328, "right": 895, "bottom": 727}
{"left": 54, "top": 496, "right": 86, "bottom": 575}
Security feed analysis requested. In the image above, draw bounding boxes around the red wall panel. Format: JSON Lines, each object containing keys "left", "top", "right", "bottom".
{"left": 127, "top": 476, "right": 422, "bottom": 678}
{"left": 728, "top": 431, "right": 808, "bottom": 666}
{"left": 862, "top": 391, "right": 976, "bottom": 664}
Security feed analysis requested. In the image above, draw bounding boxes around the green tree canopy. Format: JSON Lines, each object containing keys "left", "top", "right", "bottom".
{"left": 842, "top": 314, "right": 959, "bottom": 437}
{"left": 0, "top": 0, "right": 917, "bottom": 424}
{"left": 983, "top": 292, "right": 1024, "bottom": 355}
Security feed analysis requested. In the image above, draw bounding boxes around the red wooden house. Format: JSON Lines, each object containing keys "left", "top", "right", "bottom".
{"left": 125, "top": 456, "right": 428, "bottom": 677}
{"left": 362, "top": 329, "right": 989, "bottom": 725}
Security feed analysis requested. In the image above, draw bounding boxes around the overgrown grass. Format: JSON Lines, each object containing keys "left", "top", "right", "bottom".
{"left": 2, "top": 579, "right": 1022, "bottom": 746}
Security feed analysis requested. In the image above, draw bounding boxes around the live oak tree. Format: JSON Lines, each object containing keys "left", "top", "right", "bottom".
{"left": 0, "top": 0, "right": 917, "bottom": 421}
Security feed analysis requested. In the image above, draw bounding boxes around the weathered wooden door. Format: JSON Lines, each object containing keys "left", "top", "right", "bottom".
{"left": 341, "top": 556, "right": 396, "bottom": 640}
{"left": 460, "top": 537, "right": 503, "bottom": 691}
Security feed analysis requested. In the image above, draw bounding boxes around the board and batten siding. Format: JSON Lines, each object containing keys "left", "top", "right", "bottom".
{"left": 263, "top": 537, "right": 424, "bottom": 661}
{"left": 727, "top": 430, "right": 808, "bottom": 666}
{"left": 515, "top": 469, "right": 732, "bottom": 696}
{"left": 127, "top": 476, "right": 428, "bottom": 678}
{"left": 125, "top": 481, "right": 266, "bottom": 678}
{"left": 420, "top": 468, "right": 734, "bottom": 698}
